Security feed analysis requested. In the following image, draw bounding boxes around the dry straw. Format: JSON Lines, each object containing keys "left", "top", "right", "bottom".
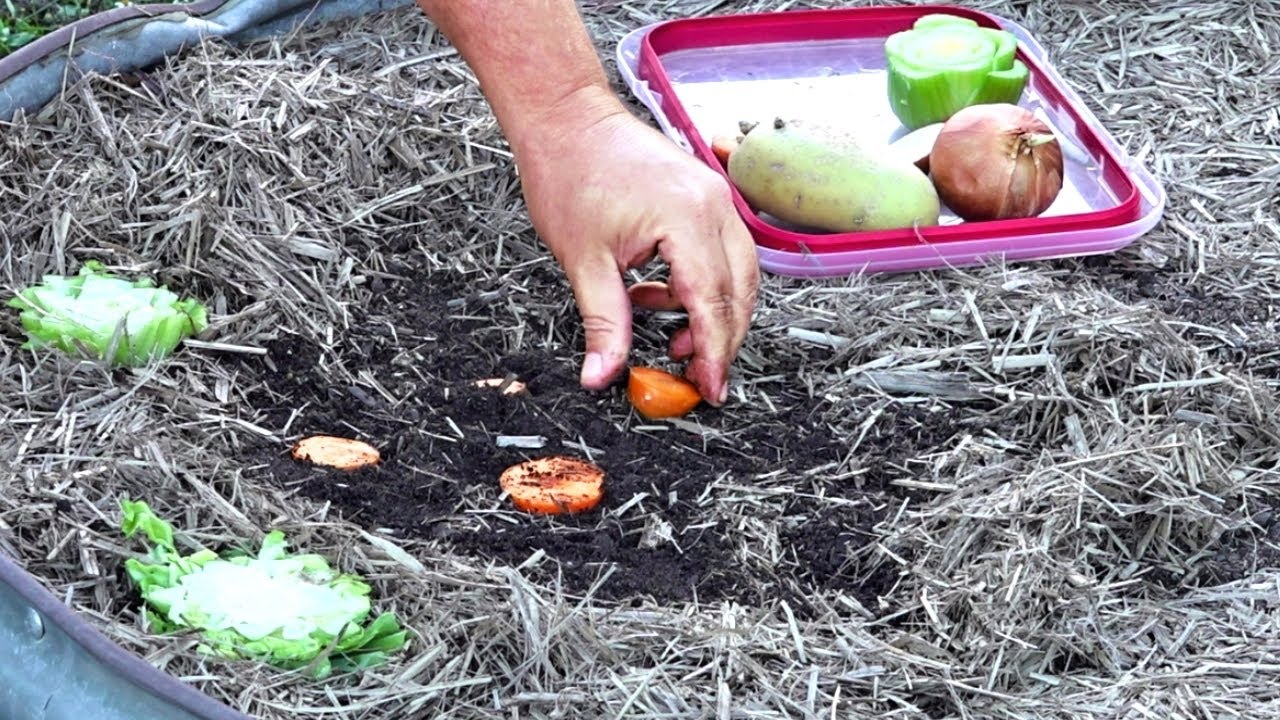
{"left": 2, "top": 0, "right": 1280, "bottom": 717}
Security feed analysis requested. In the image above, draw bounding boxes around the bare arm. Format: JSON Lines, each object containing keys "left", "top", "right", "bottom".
{"left": 414, "top": 0, "right": 758, "bottom": 407}
{"left": 414, "top": 0, "right": 624, "bottom": 155}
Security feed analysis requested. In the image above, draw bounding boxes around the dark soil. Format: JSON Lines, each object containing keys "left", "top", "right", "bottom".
{"left": 1106, "top": 268, "right": 1276, "bottom": 332}
{"left": 234, "top": 258, "right": 958, "bottom": 614}
{"left": 1052, "top": 255, "right": 1280, "bottom": 592}
{"left": 1198, "top": 504, "right": 1280, "bottom": 587}
{"left": 1073, "top": 258, "right": 1280, "bottom": 377}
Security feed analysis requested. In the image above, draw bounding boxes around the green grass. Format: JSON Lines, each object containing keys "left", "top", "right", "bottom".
{"left": 0, "top": 0, "right": 183, "bottom": 57}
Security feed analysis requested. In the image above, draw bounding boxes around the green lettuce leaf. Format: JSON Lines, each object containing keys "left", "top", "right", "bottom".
{"left": 120, "top": 500, "right": 409, "bottom": 679}
{"left": 8, "top": 261, "right": 209, "bottom": 367}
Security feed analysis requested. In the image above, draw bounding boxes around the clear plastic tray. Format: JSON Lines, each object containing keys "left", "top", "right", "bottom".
{"left": 616, "top": 6, "right": 1166, "bottom": 277}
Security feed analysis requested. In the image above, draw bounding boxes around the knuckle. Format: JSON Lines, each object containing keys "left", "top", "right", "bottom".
{"left": 674, "top": 172, "right": 733, "bottom": 212}
{"left": 700, "top": 290, "right": 738, "bottom": 326}
{"left": 578, "top": 312, "right": 621, "bottom": 336}
{"left": 671, "top": 280, "right": 729, "bottom": 320}
{"left": 695, "top": 175, "right": 736, "bottom": 208}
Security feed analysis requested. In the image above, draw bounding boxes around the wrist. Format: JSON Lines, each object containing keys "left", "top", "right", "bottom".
{"left": 504, "top": 83, "right": 631, "bottom": 168}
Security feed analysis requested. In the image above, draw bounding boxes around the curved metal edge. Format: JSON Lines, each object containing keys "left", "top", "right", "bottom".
{"left": 0, "top": 549, "right": 253, "bottom": 720}
{"left": 0, "top": 0, "right": 234, "bottom": 85}
{"left": 0, "top": 0, "right": 415, "bottom": 122}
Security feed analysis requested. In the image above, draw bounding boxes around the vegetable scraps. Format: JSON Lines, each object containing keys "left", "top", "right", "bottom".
{"left": 499, "top": 455, "right": 605, "bottom": 515}
{"left": 929, "top": 103, "right": 1064, "bottom": 221}
{"left": 885, "top": 13, "right": 1029, "bottom": 130}
{"left": 626, "top": 366, "right": 703, "bottom": 420}
{"left": 7, "top": 260, "right": 208, "bottom": 367}
{"left": 727, "top": 117, "right": 940, "bottom": 234}
{"left": 120, "top": 500, "right": 408, "bottom": 680}
{"left": 292, "top": 435, "right": 382, "bottom": 471}
{"left": 710, "top": 134, "right": 740, "bottom": 168}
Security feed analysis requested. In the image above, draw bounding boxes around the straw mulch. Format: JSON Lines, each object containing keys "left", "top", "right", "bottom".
{"left": 2, "top": 0, "right": 1279, "bottom": 717}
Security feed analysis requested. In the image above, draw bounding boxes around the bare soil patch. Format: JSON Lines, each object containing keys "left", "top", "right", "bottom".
{"left": 239, "top": 251, "right": 922, "bottom": 616}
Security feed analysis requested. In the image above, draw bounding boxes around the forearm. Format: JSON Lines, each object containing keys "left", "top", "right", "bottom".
{"left": 415, "top": 0, "right": 626, "bottom": 153}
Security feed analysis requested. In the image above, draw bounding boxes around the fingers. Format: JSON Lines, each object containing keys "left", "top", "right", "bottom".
{"left": 655, "top": 211, "right": 752, "bottom": 404}
{"left": 565, "top": 251, "right": 634, "bottom": 391}
{"left": 629, "top": 280, "right": 694, "bottom": 359}
{"left": 668, "top": 327, "right": 694, "bottom": 361}
{"left": 627, "top": 281, "right": 683, "bottom": 312}
{"left": 685, "top": 215, "right": 758, "bottom": 405}
{"left": 628, "top": 294, "right": 704, "bottom": 363}
{"left": 720, "top": 212, "right": 761, "bottom": 357}
{"left": 629, "top": 197, "right": 759, "bottom": 408}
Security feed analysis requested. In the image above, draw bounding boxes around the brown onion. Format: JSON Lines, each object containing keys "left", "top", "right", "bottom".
{"left": 929, "top": 103, "right": 1064, "bottom": 222}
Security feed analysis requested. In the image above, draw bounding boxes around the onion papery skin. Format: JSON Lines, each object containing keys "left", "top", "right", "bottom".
{"left": 929, "top": 103, "right": 1065, "bottom": 222}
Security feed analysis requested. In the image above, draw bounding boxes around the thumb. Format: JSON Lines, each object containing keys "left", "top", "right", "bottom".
{"left": 566, "top": 252, "right": 633, "bottom": 391}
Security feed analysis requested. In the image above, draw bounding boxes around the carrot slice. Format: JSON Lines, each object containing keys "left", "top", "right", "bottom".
{"left": 710, "top": 134, "right": 740, "bottom": 167}
{"left": 472, "top": 377, "right": 527, "bottom": 396}
{"left": 291, "top": 435, "right": 380, "bottom": 471}
{"left": 626, "top": 366, "right": 702, "bottom": 420}
{"left": 499, "top": 455, "right": 605, "bottom": 515}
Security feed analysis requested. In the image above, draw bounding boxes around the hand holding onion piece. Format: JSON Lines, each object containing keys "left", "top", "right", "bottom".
{"left": 929, "top": 103, "right": 1064, "bottom": 222}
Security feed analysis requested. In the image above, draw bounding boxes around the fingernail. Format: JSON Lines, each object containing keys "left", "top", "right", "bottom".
{"left": 717, "top": 382, "right": 728, "bottom": 405}
{"left": 582, "top": 352, "right": 604, "bottom": 385}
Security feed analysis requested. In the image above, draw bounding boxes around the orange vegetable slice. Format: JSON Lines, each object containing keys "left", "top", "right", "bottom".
{"left": 710, "top": 134, "right": 740, "bottom": 167}
{"left": 499, "top": 455, "right": 605, "bottom": 515}
{"left": 626, "top": 366, "right": 702, "bottom": 420}
{"left": 291, "top": 435, "right": 381, "bottom": 471}
{"left": 472, "top": 377, "right": 527, "bottom": 396}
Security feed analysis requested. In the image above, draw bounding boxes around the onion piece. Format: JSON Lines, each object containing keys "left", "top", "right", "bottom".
{"left": 928, "top": 103, "right": 1064, "bottom": 222}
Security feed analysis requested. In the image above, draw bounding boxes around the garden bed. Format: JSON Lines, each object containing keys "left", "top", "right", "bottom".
{"left": 2, "top": 0, "right": 1280, "bottom": 717}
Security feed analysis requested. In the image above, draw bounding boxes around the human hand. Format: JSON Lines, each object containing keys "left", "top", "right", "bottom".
{"left": 509, "top": 88, "right": 759, "bottom": 406}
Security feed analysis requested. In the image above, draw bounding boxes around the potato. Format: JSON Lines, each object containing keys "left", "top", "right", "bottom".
{"left": 727, "top": 117, "right": 941, "bottom": 233}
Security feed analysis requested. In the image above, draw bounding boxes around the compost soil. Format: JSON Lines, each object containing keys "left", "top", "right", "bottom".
{"left": 1077, "top": 258, "right": 1280, "bottom": 378}
{"left": 237, "top": 258, "right": 947, "bottom": 614}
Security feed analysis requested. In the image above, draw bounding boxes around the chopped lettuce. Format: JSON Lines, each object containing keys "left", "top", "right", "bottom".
{"left": 8, "top": 261, "right": 208, "bottom": 367}
{"left": 120, "top": 500, "right": 408, "bottom": 679}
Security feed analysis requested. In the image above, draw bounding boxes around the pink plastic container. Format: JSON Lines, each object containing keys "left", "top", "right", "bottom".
{"left": 615, "top": 5, "right": 1166, "bottom": 277}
